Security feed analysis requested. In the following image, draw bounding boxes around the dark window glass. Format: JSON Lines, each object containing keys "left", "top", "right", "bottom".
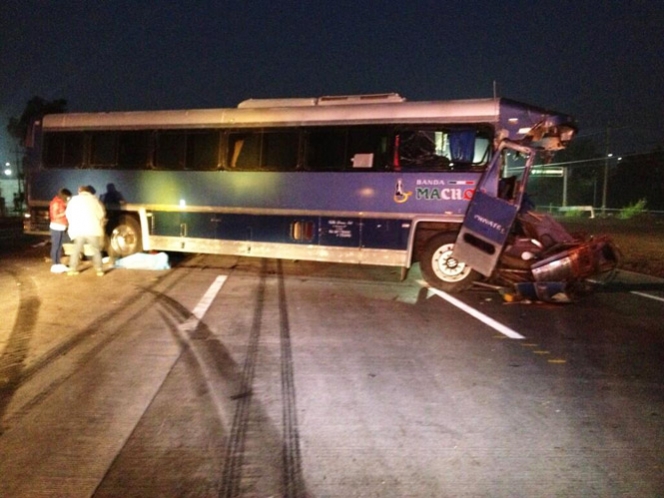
{"left": 117, "top": 131, "right": 150, "bottom": 169}
{"left": 43, "top": 132, "right": 84, "bottom": 168}
{"left": 306, "top": 128, "right": 347, "bottom": 171}
{"left": 156, "top": 132, "right": 186, "bottom": 170}
{"left": 44, "top": 133, "right": 65, "bottom": 167}
{"left": 62, "top": 133, "right": 84, "bottom": 167}
{"left": 262, "top": 131, "right": 298, "bottom": 170}
{"left": 305, "top": 126, "right": 389, "bottom": 171}
{"left": 187, "top": 131, "right": 220, "bottom": 170}
{"left": 90, "top": 132, "right": 118, "bottom": 166}
{"left": 346, "top": 126, "right": 389, "bottom": 170}
{"left": 228, "top": 132, "right": 261, "bottom": 169}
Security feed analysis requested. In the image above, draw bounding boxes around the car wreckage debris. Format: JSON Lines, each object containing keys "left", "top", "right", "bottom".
{"left": 481, "top": 211, "right": 621, "bottom": 303}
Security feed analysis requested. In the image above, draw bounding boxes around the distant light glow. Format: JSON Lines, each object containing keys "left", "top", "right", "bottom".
{"left": 179, "top": 199, "right": 186, "bottom": 207}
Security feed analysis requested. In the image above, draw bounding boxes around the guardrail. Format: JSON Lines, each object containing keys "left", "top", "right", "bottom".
{"left": 557, "top": 206, "right": 596, "bottom": 218}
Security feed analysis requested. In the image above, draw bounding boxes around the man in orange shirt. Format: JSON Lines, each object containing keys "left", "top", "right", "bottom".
{"left": 49, "top": 187, "right": 72, "bottom": 271}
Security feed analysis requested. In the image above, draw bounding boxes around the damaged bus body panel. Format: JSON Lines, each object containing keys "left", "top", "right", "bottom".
{"left": 451, "top": 120, "right": 620, "bottom": 301}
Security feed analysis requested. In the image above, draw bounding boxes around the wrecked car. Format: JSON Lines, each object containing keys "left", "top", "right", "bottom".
{"left": 421, "top": 139, "right": 621, "bottom": 302}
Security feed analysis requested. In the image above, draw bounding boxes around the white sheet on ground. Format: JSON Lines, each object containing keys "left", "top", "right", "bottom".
{"left": 114, "top": 252, "right": 170, "bottom": 270}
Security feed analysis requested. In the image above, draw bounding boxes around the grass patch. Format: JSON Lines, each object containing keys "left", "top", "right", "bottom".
{"left": 618, "top": 198, "right": 647, "bottom": 219}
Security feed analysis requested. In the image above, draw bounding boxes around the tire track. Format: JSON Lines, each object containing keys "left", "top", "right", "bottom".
{"left": 219, "top": 259, "right": 306, "bottom": 497}
{"left": 277, "top": 259, "right": 305, "bottom": 498}
{"left": 0, "top": 268, "right": 40, "bottom": 427}
{"left": 219, "top": 260, "right": 267, "bottom": 498}
{"left": 0, "top": 263, "right": 197, "bottom": 430}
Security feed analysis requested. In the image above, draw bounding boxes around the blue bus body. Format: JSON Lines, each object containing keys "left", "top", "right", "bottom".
{"left": 24, "top": 94, "right": 576, "bottom": 289}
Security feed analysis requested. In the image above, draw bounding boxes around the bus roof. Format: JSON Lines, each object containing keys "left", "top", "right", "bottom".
{"left": 40, "top": 95, "right": 575, "bottom": 146}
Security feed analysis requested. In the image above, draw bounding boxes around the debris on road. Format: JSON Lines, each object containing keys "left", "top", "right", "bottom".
{"left": 484, "top": 211, "right": 621, "bottom": 303}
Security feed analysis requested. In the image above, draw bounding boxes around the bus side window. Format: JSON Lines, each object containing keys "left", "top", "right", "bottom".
{"left": 43, "top": 132, "right": 84, "bottom": 168}
{"left": 396, "top": 130, "right": 450, "bottom": 171}
{"left": 44, "top": 133, "right": 66, "bottom": 167}
{"left": 305, "top": 128, "right": 347, "bottom": 171}
{"left": 262, "top": 131, "right": 299, "bottom": 171}
{"left": 156, "top": 131, "right": 186, "bottom": 170}
{"left": 346, "top": 126, "right": 388, "bottom": 170}
{"left": 118, "top": 131, "right": 150, "bottom": 169}
{"left": 187, "top": 131, "right": 220, "bottom": 170}
{"left": 228, "top": 132, "right": 260, "bottom": 169}
{"left": 90, "top": 132, "right": 118, "bottom": 168}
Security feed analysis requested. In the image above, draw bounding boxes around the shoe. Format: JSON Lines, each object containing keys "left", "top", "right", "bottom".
{"left": 96, "top": 270, "right": 104, "bottom": 277}
{"left": 67, "top": 270, "right": 79, "bottom": 276}
{"left": 51, "top": 264, "right": 68, "bottom": 274}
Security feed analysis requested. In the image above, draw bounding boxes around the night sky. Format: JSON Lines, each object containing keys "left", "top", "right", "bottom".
{"left": 1, "top": 1, "right": 663, "bottom": 160}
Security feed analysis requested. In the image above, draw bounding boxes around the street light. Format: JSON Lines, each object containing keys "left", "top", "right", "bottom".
{"left": 3, "top": 162, "right": 11, "bottom": 177}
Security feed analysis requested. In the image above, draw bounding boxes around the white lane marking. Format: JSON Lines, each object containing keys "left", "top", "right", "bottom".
{"left": 171, "top": 275, "right": 231, "bottom": 429}
{"left": 420, "top": 281, "right": 525, "bottom": 340}
{"left": 631, "top": 291, "right": 664, "bottom": 303}
{"left": 179, "top": 275, "right": 228, "bottom": 331}
{"left": 588, "top": 276, "right": 664, "bottom": 303}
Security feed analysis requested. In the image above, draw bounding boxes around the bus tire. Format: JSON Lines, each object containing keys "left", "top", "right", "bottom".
{"left": 420, "top": 233, "right": 479, "bottom": 292}
{"left": 107, "top": 215, "right": 142, "bottom": 259}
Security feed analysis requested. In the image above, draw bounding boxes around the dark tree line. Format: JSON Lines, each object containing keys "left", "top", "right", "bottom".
{"left": 7, "top": 96, "right": 67, "bottom": 145}
{"left": 609, "top": 149, "right": 664, "bottom": 211}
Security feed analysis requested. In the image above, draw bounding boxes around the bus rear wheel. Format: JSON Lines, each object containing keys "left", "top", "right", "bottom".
{"left": 107, "top": 215, "right": 142, "bottom": 259}
{"left": 420, "top": 233, "right": 479, "bottom": 292}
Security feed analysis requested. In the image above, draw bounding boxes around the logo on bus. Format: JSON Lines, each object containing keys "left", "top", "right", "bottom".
{"left": 393, "top": 179, "right": 413, "bottom": 203}
{"left": 393, "top": 179, "right": 474, "bottom": 203}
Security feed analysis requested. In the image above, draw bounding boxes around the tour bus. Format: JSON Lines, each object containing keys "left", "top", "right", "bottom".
{"left": 24, "top": 93, "right": 576, "bottom": 291}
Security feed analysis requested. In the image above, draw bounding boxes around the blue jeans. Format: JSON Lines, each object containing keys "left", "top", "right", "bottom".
{"left": 50, "top": 229, "right": 69, "bottom": 264}
{"left": 69, "top": 235, "right": 103, "bottom": 272}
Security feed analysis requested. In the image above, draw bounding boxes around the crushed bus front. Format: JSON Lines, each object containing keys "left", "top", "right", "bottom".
{"left": 450, "top": 116, "right": 620, "bottom": 302}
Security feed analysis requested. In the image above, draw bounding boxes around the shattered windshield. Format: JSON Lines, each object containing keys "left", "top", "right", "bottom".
{"left": 396, "top": 128, "right": 491, "bottom": 171}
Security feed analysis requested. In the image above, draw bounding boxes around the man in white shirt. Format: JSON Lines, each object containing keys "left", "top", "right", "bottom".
{"left": 65, "top": 185, "right": 106, "bottom": 276}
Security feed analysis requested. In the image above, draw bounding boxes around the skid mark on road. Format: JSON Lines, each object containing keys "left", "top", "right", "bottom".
{"left": 276, "top": 260, "right": 305, "bottom": 498}
{"left": 0, "top": 268, "right": 40, "bottom": 427}
{"left": 219, "top": 260, "right": 306, "bottom": 497}
{"left": 220, "top": 264, "right": 265, "bottom": 498}
{"left": 0, "top": 265, "right": 196, "bottom": 431}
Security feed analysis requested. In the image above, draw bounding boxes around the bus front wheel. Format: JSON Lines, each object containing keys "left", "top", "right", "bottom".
{"left": 107, "top": 215, "right": 142, "bottom": 259}
{"left": 420, "top": 233, "right": 479, "bottom": 292}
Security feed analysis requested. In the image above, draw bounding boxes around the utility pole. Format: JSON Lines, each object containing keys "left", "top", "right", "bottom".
{"left": 12, "top": 146, "right": 24, "bottom": 214}
{"left": 601, "top": 124, "right": 610, "bottom": 217}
